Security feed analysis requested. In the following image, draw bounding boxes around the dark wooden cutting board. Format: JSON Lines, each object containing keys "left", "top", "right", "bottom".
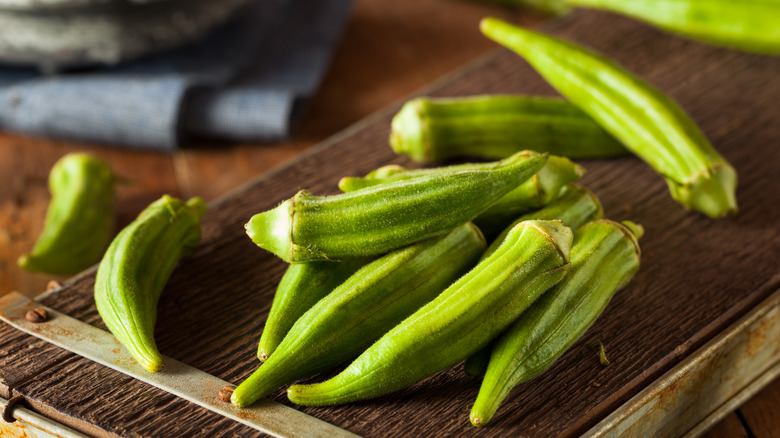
{"left": 2, "top": 9, "right": 779, "bottom": 437}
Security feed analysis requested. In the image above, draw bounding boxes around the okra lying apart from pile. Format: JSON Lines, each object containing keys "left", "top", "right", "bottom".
{"left": 568, "top": 0, "right": 780, "bottom": 55}
{"left": 470, "top": 220, "right": 643, "bottom": 426}
{"left": 287, "top": 220, "right": 572, "bottom": 406}
{"left": 339, "top": 155, "right": 585, "bottom": 239}
{"left": 95, "top": 195, "right": 206, "bottom": 373}
{"left": 245, "top": 150, "right": 546, "bottom": 262}
{"left": 231, "top": 223, "right": 485, "bottom": 408}
{"left": 390, "top": 95, "right": 627, "bottom": 163}
{"left": 479, "top": 0, "right": 780, "bottom": 55}
{"left": 19, "top": 153, "right": 115, "bottom": 276}
{"left": 481, "top": 18, "right": 738, "bottom": 218}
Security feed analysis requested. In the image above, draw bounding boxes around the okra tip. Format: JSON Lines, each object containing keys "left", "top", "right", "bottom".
{"left": 245, "top": 199, "right": 294, "bottom": 262}
{"left": 669, "top": 163, "right": 738, "bottom": 219}
{"left": 390, "top": 99, "right": 430, "bottom": 162}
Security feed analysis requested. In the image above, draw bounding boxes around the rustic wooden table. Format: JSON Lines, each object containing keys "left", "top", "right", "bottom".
{"left": 0, "top": 1, "right": 777, "bottom": 436}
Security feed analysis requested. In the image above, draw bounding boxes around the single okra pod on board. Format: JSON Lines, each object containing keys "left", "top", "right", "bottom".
{"left": 567, "top": 0, "right": 780, "bottom": 55}
{"left": 19, "top": 153, "right": 115, "bottom": 276}
{"left": 481, "top": 18, "right": 738, "bottom": 218}
{"left": 339, "top": 156, "right": 584, "bottom": 240}
{"left": 390, "top": 95, "right": 626, "bottom": 163}
{"left": 286, "top": 220, "right": 572, "bottom": 406}
{"left": 258, "top": 258, "right": 370, "bottom": 361}
{"left": 231, "top": 223, "right": 485, "bottom": 408}
{"left": 94, "top": 195, "right": 206, "bottom": 373}
{"left": 246, "top": 151, "right": 546, "bottom": 263}
{"left": 470, "top": 220, "right": 642, "bottom": 426}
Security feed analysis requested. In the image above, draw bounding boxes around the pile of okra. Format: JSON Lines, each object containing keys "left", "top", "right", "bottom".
{"left": 22, "top": 1, "right": 766, "bottom": 427}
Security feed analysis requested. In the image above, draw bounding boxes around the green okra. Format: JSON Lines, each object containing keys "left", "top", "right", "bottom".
{"left": 339, "top": 155, "right": 584, "bottom": 240}
{"left": 567, "top": 0, "right": 780, "bottom": 55}
{"left": 390, "top": 95, "right": 627, "bottom": 163}
{"left": 464, "top": 184, "right": 603, "bottom": 377}
{"left": 19, "top": 153, "right": 115, "bottom": 276}
{"left": 286, "top": 220, "right": 572, "bottom": 406}
{"left": 481, "top": 18, "right": 738, "bottom": 219}
{"left": 231, "top": 223, "right": 485, "bottom": 408}
{"left": 484, "top": 184, "right": 603, "bottom": 257}
{"left": 258, "top": 258, "right": 370, "bottom": 361}
{"left": 470, "top": 219, "right": 642, "bottom": 427}
{"left": 94, "top": 195, "right": 206, "bottom": 373}
{"left": 246, "top": 150, "right": 546, "bottom": 263}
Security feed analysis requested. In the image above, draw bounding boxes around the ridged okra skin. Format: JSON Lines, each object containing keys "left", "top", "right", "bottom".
{"left": 231, "top": 223, "right": 485, "bottom": 407}
{"left": 339, "top": 156, "right": 585, "bottom": 241}
{"left": 286, "top": 220, "right": 572, "bottom": 406}
{"left": 464, "top": 184, "right": 603, "bottom": 377}
{"left": 568, "top": 0, "right": 780, "bottom": 55}
{"left": 258, "top": 258, "right": 370, "bottom": 361}
{"left": 19, "top": 153, "right": 115, "bottom": 276}
{"left": 484, "top": 184, "right": 603, "bottom": 257}
{"left": 481, "top": 18, "right": 738, "bottom": 219}
{"left": 246, "top": 151, "right": 546, "bottom": 263}
{"left": 94, "top": 195, "right": 206, "bottom": 373}
{"left": 470, "top": 220, "right": 642, "bottom": 426}
{"left": 390, "top": 95, "right": 626, "bottom": 162}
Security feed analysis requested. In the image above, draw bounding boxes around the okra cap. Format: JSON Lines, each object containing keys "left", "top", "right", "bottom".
{"left": 390, "top": 99, "right": 430, "bottom": 162}
{"left": 668, "top": 163, "right": 738, "bottom": 219}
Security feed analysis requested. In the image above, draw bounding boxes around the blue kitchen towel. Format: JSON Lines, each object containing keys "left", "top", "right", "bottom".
{"left": 0, "top": 0, "right": 353, "bottom": 150}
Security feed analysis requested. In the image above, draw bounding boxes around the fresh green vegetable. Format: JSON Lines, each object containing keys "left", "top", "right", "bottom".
{"left": 287, "top": 220, "right": 571, "bottom": 406}
{"left": 568, "top": 0, "right": 780, "bottom": 55}
{"left": 19, "top": 153, "right": 115, "bottom": 276}
{"left": 231, "top": 223, "right": 485, "bottom": 407}
{"left": 339, "top": 155, "right": 584, "bottom": 240}
{"left": 484, "top": 184, "right": 603, "bottom": 257}
{"left": 245, "top": 151, "right": 546, "bottom": 263}
{"left": 390, "top": 95, "right": 626, "bottom": 162}
{"left": 470, "top": 219, "right": 642, "bottom": 426}
{"left": 481, "top": 18, "right": 738, "bottom": 218}
{"left": 464, "top": 184, "right": 603, "bottom": 376}
{"left": 94, "top": 195, "right": 206, "bottom": 373}
{"left": 258, "top": 258, "right": 370, "bottom": 361}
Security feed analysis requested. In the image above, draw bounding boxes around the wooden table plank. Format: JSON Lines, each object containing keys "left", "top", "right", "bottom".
{"left": 739, "top": 378, "right": 780, "bottom": 438}
{"left": 2, "top": 9, "right": 779, "bottom": 437}
{"left": 702, "top": 414, "right": 749, "bottom": 438}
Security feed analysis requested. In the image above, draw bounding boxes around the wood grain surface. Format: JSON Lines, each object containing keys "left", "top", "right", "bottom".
{"left": 1, "top": 2, "right": 779, "bottom": 437}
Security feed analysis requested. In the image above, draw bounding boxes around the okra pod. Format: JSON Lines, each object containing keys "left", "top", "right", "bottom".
{"left": 287, "top": 220, "right": 571, "bottom": 406}
{"left": 339, "top": 155, "right": 584, "bottom": 240}
{"left": 246, "top": 151, "right": 546, "bottom": 263}
{"left": 484, "top": 184, "right": 603, "bottom": 257}
{"left": 481, "top": 18, "right": 738, "bottom": 218}
{"left": 465, "top": 184, "right": 603, "bottom": 376}
{"left": 390, "top": 95, "right": 626, "bottom": 163}
{"left": 94, "top": 195, "right": 206, "bottom": 373}
{"left": 231, "top": 223, "right": 485, "bottom": 407}
{"left": 568, "top": 0, "right": 780, "bottom": 55}
{"left": 19, "top": 153, "right": 115, "bottom": 276}
{"left": 470, "top": 219, "right": 642, "bottom": 426}
{"left": 258, "top": 258, "right": 370, "bottom": 361}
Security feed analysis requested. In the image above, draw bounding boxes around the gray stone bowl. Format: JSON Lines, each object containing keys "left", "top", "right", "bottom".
{"left": 0, "top": 0, "right": 250, "bottom": 70}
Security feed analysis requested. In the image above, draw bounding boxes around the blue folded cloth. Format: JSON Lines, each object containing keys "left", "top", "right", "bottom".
{"left": 0, "top": 0, "right": 352, "bottom": 150}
